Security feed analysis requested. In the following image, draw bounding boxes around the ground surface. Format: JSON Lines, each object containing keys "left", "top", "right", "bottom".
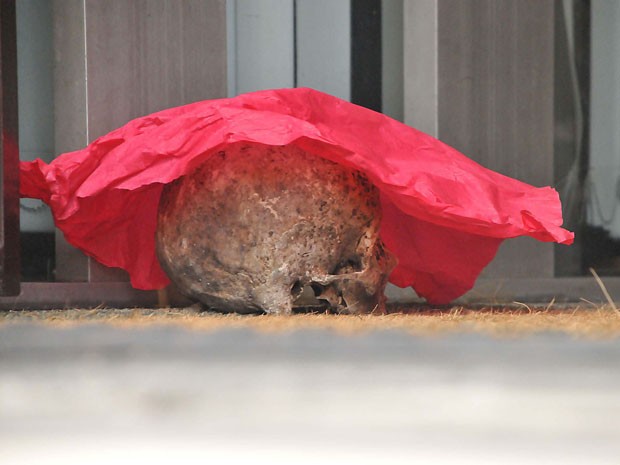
{"left": 2, "top": 306, "right": 620, "bottom": 464}
{"left": 2, "top": 305, "right": 620, "bottom": 338}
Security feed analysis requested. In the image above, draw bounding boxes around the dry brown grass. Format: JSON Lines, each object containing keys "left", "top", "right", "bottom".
{"left": 2, "top": 304, "right": 620, "bottom": 339}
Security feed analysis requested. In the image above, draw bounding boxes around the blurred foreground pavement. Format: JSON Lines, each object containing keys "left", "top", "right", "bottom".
{"left": 1, "top": 324, "right": 620, "bottom": 465}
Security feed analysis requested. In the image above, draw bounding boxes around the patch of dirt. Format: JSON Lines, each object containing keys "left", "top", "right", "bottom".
{"left": 1, "top": 304, "right": 620, "bottom": 339}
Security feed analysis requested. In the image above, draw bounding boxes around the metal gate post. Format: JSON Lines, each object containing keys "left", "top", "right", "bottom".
{"left": 0, "top": 0, "right": 20, "bottom": 296}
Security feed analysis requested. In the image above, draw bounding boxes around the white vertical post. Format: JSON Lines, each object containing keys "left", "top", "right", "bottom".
{"left": 403, "top": 0, "right": 438, "bottom": 136}
{"left": 296, "top": 0, "right": 351, "bottom": 101}
{"left": 227, "top": 0, "right": 295, "bottom": 96}
{"left": 16, "top": 0, "right": 55, "bottom": 232}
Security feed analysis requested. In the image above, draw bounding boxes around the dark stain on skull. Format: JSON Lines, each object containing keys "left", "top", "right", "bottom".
{"left": 156, "top": 143, "right": 396, "bottom": 314}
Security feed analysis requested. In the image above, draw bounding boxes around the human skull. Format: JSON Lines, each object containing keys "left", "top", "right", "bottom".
{"left": 156, "top": 143, "right": 396, "bottom": 314}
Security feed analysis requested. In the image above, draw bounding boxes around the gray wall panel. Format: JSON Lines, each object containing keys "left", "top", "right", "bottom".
{"left": 85, "top": 0, "right": 227, "bottom": 139}
{"left": 54, "top": 0, "right": 227, "bottom": 283}
{"left": 404, "top": 0, "right": 556, "bottom": 280}
{"left": 437, "top": 0, "right": 554, "bottom": 187}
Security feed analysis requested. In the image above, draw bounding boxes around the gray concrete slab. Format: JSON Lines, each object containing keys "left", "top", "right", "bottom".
{"left": 1, "top": 325, "right": 620, "bottom": 464}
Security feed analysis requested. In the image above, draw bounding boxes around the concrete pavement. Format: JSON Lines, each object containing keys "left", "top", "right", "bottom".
{"left": 1, "top": 324, "right": 620, "bottom": 464}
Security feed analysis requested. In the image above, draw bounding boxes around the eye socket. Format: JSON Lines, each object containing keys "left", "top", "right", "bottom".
{"left": 333, "top": 257, "right": 363, "bottom": 274}
{"left": 310, "top": 282, "right": 324, "bottom": 297}
{"left": 290, "top": 280, "right": 303, "bottom": 296}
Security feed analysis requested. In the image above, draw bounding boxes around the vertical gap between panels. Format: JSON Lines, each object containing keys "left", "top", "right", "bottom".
{"left": 350, "top": 0, "right": 382, "bottom": 112}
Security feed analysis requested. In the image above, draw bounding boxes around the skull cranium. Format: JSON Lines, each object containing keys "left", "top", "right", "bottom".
{"left": 156, "top": 143, "right": 396, "bottom": 314}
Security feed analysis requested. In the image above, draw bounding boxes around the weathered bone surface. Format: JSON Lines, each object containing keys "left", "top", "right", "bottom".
{"left": 156, "top": 144, "right": 396, "bottom": 314}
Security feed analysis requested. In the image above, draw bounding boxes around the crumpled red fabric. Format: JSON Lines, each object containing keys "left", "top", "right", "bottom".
{"left": 20, "top": 88, "right": 573, "bottom": 304}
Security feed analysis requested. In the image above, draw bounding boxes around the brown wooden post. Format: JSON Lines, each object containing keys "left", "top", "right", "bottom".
{"left": 0, "top": 0, "right": 20, "bottom": 296}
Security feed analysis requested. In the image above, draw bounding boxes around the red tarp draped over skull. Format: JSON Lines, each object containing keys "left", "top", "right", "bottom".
{"left": 19, "top": 88, "right": 573, "bottom": 304}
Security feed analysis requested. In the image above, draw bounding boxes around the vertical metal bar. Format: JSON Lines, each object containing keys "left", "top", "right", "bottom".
{"left": 0, "top": 0, "right": 20, "bottom": 295}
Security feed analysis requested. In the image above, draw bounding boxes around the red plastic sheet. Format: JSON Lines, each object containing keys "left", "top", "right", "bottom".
{"left": 20, "top": 88, "right": 573, "bottom": 304}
